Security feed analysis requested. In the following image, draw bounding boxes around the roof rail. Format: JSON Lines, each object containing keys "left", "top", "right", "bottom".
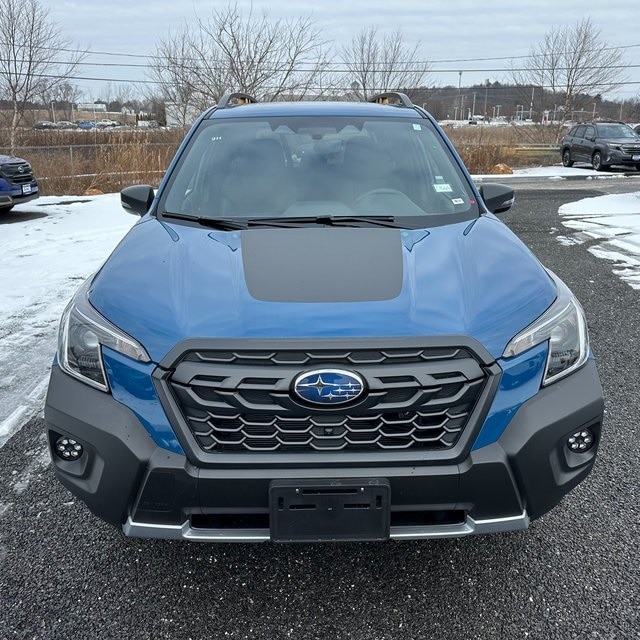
{"left": 368, "top": 92, "right": 414, "bottom": 108}
{"left": 217, "top": 92, "right": 258, "bottom": 109}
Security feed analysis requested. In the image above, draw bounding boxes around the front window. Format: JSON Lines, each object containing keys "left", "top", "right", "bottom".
{"left": 596, "top": 124, "right": 638, "bottom": 139}
{"left": 161, "top": 116, "right": 478, "bottom": 228}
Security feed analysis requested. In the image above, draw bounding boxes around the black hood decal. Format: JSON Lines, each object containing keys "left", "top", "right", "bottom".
{"left": 241, "top": 227, "right": 403, "bottom": 303}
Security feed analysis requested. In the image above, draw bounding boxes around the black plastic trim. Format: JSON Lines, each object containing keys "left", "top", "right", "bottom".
{"left": 153, "top": 336, "right": 501, "bottom": 468}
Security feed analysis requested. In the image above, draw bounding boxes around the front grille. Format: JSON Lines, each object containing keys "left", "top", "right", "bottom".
{"left": 621, "top": 144, "right": 640, "bottom": 154}
{"left": 166, "top": 345, "right": 491, "bottom": 453}
{"left": 0, "top": 162, "right": 35, "bottom": 185}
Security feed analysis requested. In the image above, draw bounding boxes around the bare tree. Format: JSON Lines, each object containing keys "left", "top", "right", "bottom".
{"left": 39, "top": 81, "right": 83, "bottom": 121}
{"left": 512, "top": 18, "right": 624, "bottom": 134}
{"left": 149, "top": 3, "right": 333, "bottom": 124}
{"left": 340, "top": 27, "right": 430, "bottom": 100}
{"left": 150, "top": 24, "right": 222, "bottom": 126}
{"left": 0, "top": 0, "right": 85, "bottom": 149}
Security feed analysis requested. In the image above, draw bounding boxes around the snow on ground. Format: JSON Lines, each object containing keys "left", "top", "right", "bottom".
{"left": 557, "top": 192, "right": 640, "bottom": 290}
{"left": 0, "top": 194, "right": 136, "bottom": 446}
{"left": 1, "top": 174, "right": 639, "bottom": 448}
{"left": 475, "top": 165, "right": 631, "bottom": 180}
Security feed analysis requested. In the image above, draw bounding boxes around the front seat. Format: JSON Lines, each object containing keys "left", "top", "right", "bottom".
{"left": 222, "top": 138, "right": 292, "bottom": 215}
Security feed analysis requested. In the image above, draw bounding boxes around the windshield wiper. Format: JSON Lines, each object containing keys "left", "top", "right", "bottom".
{"left": 161, "top": 212, "right": 249, "bottom": 230}
{"left": 161, "top": 212, "right": 405, "bottom": 230}
{"left": 250, "top": 215, "right": 404, "bottom": 228}
{"left": 160, "top": 212, "right": 312, "bottom": 230}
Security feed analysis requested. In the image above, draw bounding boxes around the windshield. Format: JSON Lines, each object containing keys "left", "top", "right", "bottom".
{"left": 597, "top": 124, "right": 638, "bottom": 139}
{"left": 161, "top": 116, "right": 478, "bottom": 226}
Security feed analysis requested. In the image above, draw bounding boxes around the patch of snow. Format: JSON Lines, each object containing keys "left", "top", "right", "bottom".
{"left": 474, "top": 166, "right": 632, "bottom": 180}
{"left": 0, "top": 194, "right": 136, "bottom": 446}
{"left": 558, "top": 192, "right": 640, "bottom": 290}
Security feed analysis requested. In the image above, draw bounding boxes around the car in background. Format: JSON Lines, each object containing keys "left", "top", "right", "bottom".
{"left": 0, "top": 155, "right": 39, "bottom": 212}
{"left": 76, "top": 120, "right": 96, "bottom": 130}
{"left": 33, "top": 121, "right": 55, "bottom": 130}
{"left": 96, "top": 119, "right": 118, "bottom": 128}
{"left": 54, "top": 121, "right": 78, "bottom": 130}
{"left": 561, "top": 122, "right": 640, "bottom": 171}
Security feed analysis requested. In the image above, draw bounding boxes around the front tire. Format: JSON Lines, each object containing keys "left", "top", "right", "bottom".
{"left": 562, "top": 149, "right": 574, "bottom": 167}
{"left": 592, "top": 151, "right": 607, "bottom": 172}
{"left": 0, "top": 205, "right": 14, "bottom": 214}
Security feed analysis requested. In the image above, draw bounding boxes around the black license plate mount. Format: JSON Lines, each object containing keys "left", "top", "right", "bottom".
{"left": 269, "top": 478, "right": 390, "bottom": 542}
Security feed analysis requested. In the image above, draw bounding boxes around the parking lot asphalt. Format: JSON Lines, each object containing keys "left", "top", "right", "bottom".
{"left": 0, "top": 183, "right": 638, "bottom": 640}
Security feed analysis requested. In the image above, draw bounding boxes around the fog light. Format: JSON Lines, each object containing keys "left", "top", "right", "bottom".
{"left": 567, "top": 429, "right": 594, "bottom": 452}
{"left": 55, "top": 436, "right": 83, "bottom": 460}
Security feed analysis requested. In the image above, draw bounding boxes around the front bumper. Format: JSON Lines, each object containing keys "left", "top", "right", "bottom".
{"left": 0, "top": 183, "right": 39, "bottom": 208}
{"left": 603, "top": 149, "right": 640, "bottom": 166}
{"left": 45, "top": 360, "right": 604, "bottom": 542}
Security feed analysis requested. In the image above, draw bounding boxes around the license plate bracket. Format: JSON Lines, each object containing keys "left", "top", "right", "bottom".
{"left": 270, "top": 478, "right": 390, "bottom": 542}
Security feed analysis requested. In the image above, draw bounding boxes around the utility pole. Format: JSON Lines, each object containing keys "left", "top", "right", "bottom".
{"left": 458, "top": 71, "right": 463, "bottom": 121}
{"left": 529, "top": 87, "right": 534, "bottom": 121}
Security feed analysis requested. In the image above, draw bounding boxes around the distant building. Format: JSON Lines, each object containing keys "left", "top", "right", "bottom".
{"left": 77, "top": 103, "right": 107, "bottom": 112}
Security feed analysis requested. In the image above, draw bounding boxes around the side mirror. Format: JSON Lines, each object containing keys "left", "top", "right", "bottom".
{"left": 479, "top": 183, "right": 515, "bottom": 214}
{"left": 121, "top": 184, "right": 155, "bottom": 216}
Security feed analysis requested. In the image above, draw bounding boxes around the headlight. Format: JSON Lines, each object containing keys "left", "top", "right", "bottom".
{"left": 503, "top": 273, "right": 589, "bottom": 386}
{"left": 58, "top": 278, "right": 151, "bottom": 391}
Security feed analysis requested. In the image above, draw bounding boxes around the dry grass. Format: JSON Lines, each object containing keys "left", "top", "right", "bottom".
{"left": 448, "top": 124, "right": 560, "bottom": 172}
{"left": 0, "top": 129, "right": 185, "bottom": 195}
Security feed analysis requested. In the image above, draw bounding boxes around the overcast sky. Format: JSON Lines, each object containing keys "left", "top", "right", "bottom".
{"left": 41, "top": 1, "right": 638, "bottom": 102}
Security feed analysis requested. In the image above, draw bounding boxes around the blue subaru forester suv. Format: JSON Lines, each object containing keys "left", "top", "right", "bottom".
{"left": 45, "top": 93, "right": 604, "bottom": 542}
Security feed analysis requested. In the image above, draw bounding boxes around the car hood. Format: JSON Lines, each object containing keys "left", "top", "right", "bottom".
{"left": 0, "top": 154, "right": 27, "bottom": 163}
{"left": 89, "top": 216, "right": 556, "bottom": 363}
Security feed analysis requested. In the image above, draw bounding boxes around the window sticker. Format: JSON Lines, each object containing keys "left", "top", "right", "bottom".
{"left": 412, "top": 124, "right": 422, "bottom": 131}
{"left": 433, "top": 183, "right": 453, "bottom": 193}
{"left": 451, "top": 198, "right": 465, "bottom": 205}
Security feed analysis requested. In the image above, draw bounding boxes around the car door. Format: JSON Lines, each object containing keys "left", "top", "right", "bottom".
{"left": 581, "top": 125, "right": 596, "bottom": 161}
{"left": 571, "top": 125, "right": 587, "bottom": 161}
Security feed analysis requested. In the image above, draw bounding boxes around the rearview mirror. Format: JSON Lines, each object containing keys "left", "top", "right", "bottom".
{"left": 121, "top": 184, "right": 155, "bottom": 216}
{"left": 479, "top": 183, "right": 515, "bottom": 214}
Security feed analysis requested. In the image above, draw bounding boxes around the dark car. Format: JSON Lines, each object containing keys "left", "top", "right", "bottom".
{"left": 561, "top": 122, "right": 640, "bottom": 171}
{"left": 45, "top": 92, "right": 604, "bottom": 543}
{"left": 0, "top": 155, "right": 39, "bottom": 212}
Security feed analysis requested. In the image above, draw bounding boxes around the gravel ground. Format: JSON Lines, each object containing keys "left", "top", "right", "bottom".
{"left": 1, "top": 183, "right": 638, "bottom": 640}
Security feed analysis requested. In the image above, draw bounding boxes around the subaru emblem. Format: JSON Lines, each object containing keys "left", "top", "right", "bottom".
{"left": 292, "top": 369, "right": 365, "bottom": 406}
